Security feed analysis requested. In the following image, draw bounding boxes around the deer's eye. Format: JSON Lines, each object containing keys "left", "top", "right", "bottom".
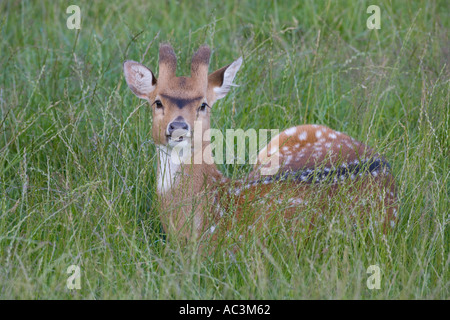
{"left": 198, "top": 102, "right": 209, "bottom": 112}
{"left": 154, "top": 100, "right": 163, "bottom": 109}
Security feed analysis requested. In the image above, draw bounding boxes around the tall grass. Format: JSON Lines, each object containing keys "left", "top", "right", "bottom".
{"left": 0, "top": 0, "right": 448, "bottom": 299}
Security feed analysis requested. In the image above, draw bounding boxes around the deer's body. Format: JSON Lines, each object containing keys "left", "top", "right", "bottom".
{"left": 123, "top": 44, "right": 397, "bottom": 245}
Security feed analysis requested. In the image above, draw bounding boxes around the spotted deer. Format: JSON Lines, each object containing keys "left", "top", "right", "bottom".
{"left": 123, "top": 44, "right": 397, "bottom": 247}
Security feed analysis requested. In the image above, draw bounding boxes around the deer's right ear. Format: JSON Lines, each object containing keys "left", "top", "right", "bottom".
{"left": 123, "top": 60, "right": 156, "bottom": 99}
{"left": 208, "top": 57, "right": 242, "bottom": 101}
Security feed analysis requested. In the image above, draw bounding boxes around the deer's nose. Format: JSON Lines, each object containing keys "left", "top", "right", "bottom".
{"left": 168, "top": 120, "right": 189, "bottom": 136}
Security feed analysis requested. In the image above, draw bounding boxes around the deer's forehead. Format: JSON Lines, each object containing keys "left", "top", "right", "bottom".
{"left": 158, "top": 76, "right": 203, "bottom": 91}
{"left": 156, "top": 77, "right": 205, "bottom": 109}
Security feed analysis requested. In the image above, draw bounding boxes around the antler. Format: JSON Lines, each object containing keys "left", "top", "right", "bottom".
{"left": 158, "top": 43, "right": 177, "bottom": 84}
{"left": 191, "top": 45, "right": 211, "bottom": 84}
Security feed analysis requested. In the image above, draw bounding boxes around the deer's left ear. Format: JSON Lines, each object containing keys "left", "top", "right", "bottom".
{"left": 123, "top": 60, "right": 156, "bottom": 100}
{"left": 208, "top": 57, "right": 242, "bottom": 101}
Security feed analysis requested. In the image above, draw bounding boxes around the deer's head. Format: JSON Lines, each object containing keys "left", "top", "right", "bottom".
{"left": 123, "top": 44, "right": 242, "bottom": 149}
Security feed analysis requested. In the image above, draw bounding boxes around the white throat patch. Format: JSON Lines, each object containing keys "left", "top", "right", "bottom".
{"left": 156, "top": 144, "right": 190, "bottom": 194}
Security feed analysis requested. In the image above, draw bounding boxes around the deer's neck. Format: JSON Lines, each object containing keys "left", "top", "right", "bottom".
{"left": 156, "top": 143, "right": 226, "bottom": 195}
{"left": 156, "top": 145, "right": 180, "bottom": 194}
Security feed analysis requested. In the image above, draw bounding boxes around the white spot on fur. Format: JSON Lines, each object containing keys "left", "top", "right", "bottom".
{"left": 290, "top": 198, "right": 303, "bottom": 204}
{"left": 285, "top": 155, "right": 293, "bottom": 165}
{"left": 284, "top": 127, "right": 297, "bottom": 136}
{"left": 298, "top": 131, "right": 307, "bottom": 141}
{"left": 315, "top": 130, "right": 322, "bottom": 138}
{"left": 269, "top": 146, "right": 279, "bottom": 156}
{"left": 329, "top": 133, "right": 337, "bottom": 139}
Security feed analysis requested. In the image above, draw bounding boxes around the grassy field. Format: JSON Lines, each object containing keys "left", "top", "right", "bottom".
{"left": 0, "top": 0, "right": 448, "bottom": 299}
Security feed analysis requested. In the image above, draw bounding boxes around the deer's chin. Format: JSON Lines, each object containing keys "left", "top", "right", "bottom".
{"left": 167, "top": 136, "right": 192, "bottom": 149}
{"left": 165, "top": 130, "right": 192, "bottom": 148}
